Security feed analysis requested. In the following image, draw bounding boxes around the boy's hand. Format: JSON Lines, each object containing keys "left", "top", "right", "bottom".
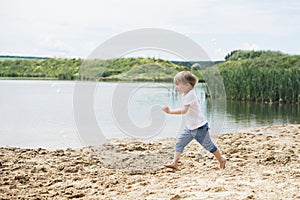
{"left": 162, "top": 105, "right": 170, "bottom": 113}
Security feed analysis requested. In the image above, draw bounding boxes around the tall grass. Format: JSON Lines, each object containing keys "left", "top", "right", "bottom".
{"left": 218, "top": 50, "right": 300, "bottom": 104}
{"left": 219, "top": 66, "right": 300, "bottom": 103}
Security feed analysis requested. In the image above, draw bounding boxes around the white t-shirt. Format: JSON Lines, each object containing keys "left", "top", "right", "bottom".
{"left": 183, "top": 89, "right": 207, "bottom": 130}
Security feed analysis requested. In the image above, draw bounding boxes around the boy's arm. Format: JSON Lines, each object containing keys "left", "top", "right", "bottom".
{"left": 162, "top": 105, "right": 190, "bottom": 115}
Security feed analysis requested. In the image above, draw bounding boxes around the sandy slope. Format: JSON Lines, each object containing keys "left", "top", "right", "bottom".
{"left": 0, "top": 124, "right": 299, "bottom": 199}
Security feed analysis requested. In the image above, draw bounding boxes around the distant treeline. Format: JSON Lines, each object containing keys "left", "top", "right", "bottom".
{"left": 79, "top": 57, "right": 188, "bottom": 82}
{"left": 0, "top": 58, "right": 82, "bottom": 80}
{"left": 0, "top": 55, "right": 50, "bottom": 60}
{"left": 170, "top": 60, "right": 222, "bottom": 68}
{"left": 0, "top": 56, "right": 218, "bottom": 82}
{"left": 1, "top": 50, "right": 300, "bottom": 103}
{"left": 0, "top": 57, "right": 191, "bottom": 82}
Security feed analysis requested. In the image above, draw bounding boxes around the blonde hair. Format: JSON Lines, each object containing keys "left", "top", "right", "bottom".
{"left": 174, "top": 71, "right": 198, "bottom": 88}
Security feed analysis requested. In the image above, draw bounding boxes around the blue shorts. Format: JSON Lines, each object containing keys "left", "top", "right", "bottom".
{"left": 175, "top": 123, "right": 217, "bottom": 153}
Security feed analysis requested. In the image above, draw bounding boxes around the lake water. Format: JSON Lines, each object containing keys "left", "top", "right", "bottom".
{"left": 1, "top": 80, "right": 299, "bottom": 150}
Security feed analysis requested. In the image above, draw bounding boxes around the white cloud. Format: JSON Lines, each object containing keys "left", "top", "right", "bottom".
{"left": 242, "top": 43, "right": 261, "bottom": 51}
{"left": 216, "top": 48, "right": 228, "bottom": 60}
{"left": 211, "top": 38, "right": 217, "bottom": 45}
{"left": 38, "top": 35, "right": 70, "bottom": 56}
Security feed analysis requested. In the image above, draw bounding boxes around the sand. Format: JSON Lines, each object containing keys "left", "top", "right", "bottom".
{"left": 0, "top": 124, "right": 299, "bottom": 199}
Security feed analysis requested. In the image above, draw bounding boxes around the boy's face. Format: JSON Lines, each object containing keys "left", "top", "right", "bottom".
{"left": 175, "top": 82, "right": 192, "bottom": 94}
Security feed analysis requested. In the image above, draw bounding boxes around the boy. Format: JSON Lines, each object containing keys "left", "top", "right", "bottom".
{"left": 162, "top": 71, "right": 226, "bottom": 169}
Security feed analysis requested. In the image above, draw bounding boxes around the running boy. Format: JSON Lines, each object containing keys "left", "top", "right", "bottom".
{"left": 162, "top": 71, "right": 226, "bottom": 169}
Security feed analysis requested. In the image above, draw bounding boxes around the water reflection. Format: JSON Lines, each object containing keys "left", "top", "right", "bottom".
{"left": 223, "top": 101, "right": 300, "bottom": 133}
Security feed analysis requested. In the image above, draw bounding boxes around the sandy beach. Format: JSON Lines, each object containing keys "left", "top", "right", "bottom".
{"left": 1, "top": 124, "right": 299, "bottom": 199}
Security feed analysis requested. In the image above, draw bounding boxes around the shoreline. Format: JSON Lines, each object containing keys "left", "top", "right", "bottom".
{"left": 1, "top": 124, "right": 299, "bottom": 199}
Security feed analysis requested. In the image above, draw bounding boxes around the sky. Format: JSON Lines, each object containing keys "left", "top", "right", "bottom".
{"left": 1, "top": 0, "right": 300, "bottom": 61}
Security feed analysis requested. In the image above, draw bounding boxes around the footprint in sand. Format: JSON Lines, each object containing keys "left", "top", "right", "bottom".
{"left": 88, "top": 142, "right": 173, "bottom": 174}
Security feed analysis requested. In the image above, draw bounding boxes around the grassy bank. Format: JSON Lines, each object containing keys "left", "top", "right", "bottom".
{"left": 0, "top": 57, "right": 191, "bottom": 82}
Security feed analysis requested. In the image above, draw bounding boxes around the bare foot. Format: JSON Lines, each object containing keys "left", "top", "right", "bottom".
{"left": 164, "top": 163, "right": 178, "bottom": 170}
{"left": 219, "top": 158, "right": 226, "bottom": 169}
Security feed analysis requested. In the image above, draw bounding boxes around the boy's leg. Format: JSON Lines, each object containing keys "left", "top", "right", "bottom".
{"left": 195, "top": 126, "right": 226, "bottom": 169}
{"left": 212, "top": 149, "right": 226, "bottom": 169}
{"left": 164, "top": 151, "right": 181, "bottom": 169}
{"left": 165, "top": 129, "right": 193, "bottom": 169}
